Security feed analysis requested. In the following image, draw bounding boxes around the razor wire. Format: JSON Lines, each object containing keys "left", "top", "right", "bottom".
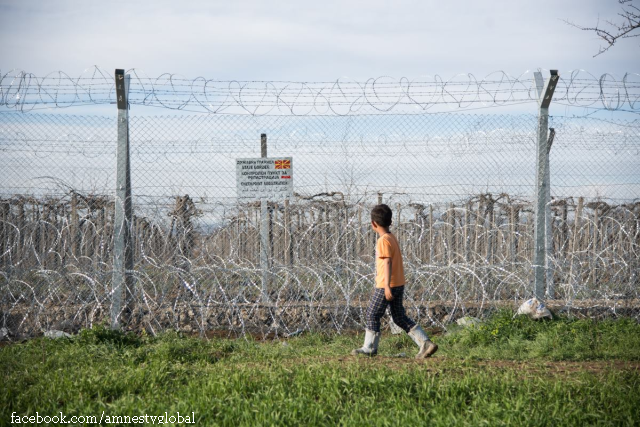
{"left": 1, "top": 67, "right": 640, "bottom": 114}
{"left": 1, "top": 111, "right": 638, "bottom": 339}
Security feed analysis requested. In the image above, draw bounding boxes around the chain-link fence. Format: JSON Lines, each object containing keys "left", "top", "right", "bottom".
{"left": 1, "top": 111, "right": 638, "bottom": 338}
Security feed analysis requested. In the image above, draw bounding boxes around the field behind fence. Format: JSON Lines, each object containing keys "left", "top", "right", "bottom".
{"left": 1, "top": 108, "right": 638, "bottom": 338}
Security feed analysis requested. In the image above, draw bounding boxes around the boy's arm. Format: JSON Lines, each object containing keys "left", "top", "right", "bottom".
{"left": 382, "top": 257, "right": 393, "bottom": 301}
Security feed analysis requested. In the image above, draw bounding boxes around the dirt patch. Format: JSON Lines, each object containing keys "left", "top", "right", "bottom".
{"left": 262, "top": 354, "right": 640, "bottom": 378}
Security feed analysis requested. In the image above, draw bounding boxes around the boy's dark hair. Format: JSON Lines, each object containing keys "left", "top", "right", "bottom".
{"left": 371, "top": 204, "right": 392, "bottom": 227}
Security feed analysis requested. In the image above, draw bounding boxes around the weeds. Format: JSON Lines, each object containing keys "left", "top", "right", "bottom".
{"left": 439, "top": 310, "right": 640, "bottom": 361}
{"left": 1, "top": 312, "right": 639, "bottom": 426}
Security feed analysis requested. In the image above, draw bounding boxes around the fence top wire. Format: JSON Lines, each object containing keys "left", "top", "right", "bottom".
{"left": 1, "top": 67, "right": 639, "bottom": 115}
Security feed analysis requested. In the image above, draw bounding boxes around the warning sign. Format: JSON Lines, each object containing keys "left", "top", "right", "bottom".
{"left": 236, "top": 157, "right": 293, "bottom": 201}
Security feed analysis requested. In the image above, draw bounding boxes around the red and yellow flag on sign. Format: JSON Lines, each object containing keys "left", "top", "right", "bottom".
{"left": 275, "top": 159, "right": 291, "bottom": 169}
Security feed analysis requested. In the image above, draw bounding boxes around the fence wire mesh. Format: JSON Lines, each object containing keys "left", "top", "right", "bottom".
{"left": 0, "top": 111, "right": 639, "bottom": 338}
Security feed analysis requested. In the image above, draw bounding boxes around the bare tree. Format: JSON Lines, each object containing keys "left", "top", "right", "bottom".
{"left": 565, "top": 0, "right": 640, "bottom": 56}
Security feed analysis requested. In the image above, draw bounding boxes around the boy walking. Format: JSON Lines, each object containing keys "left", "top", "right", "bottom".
{"left": 352, "top": 204, "right": 438, "bottom": 359}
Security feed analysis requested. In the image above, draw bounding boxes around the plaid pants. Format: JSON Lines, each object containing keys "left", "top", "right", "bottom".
{"left": 365, "top": 286, "right": 416, "bottom": 333}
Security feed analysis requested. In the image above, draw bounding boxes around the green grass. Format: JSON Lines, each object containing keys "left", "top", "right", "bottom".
{"left": 437, "top": 310, "right": 640, "bottom": 361}
{"left": 1, "top": 313, "right": 639, "bottom": 426}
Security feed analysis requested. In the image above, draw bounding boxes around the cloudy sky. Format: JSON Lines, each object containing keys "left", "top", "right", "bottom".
{"left": 0, "top": 1, "right": 637, "bottom": 204}
{"left": 0, "top": 0, "right": 637, "bottom": 81}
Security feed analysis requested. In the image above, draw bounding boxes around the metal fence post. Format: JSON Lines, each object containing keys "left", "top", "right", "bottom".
{"left": 260, "top": 133, "right": 271, "bottom": 300}
{"left": 545, "top": 128, "right": 556, "bottom": 299}
{"left": 533, "top": 70, "right": 558, "bottom": 301}
{"left": 112, "top": 69, "right": 134, "bottom": 329}
{"left": 284, "top": 198, "right": 293, "bottom": 266}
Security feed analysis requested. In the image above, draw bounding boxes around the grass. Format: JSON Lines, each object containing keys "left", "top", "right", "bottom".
{"left": 1, "top": 312, "right": 639, "bottom": 426}
{"left": 438, "top": 310, "right": 640, "bottom": 361}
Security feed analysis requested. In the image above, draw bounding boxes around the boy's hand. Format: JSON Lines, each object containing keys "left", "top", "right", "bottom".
{"left": 382, "top": 258, "right": 393, "bottom": 300}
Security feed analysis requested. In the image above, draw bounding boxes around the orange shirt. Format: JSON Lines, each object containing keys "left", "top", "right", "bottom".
{"left": 375, "top": 233, "right": 406, "bottom": 288}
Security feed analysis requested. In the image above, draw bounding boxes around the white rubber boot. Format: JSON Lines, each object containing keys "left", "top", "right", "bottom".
{"left": 351, "top": 329, "right": 380, "bottom": 356}
{"left": 408, "top": 325, "right": 438, "bottom": 359}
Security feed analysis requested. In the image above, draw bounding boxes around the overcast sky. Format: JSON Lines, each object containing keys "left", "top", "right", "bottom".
{"left": 1, "top": 0, "right": 638, "bottom": 82}
{"left": 0, "top": 1, "right": 637, "bottom": 203}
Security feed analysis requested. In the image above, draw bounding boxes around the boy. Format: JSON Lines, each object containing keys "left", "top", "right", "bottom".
{"left": 352, "top": 204, "right": 438, "bottom": 359}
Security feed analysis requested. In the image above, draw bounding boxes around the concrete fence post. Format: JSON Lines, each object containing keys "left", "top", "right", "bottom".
{"left": 533, "top": 70, "right": 559, "bottom": 301}
{"left": 112, "top": 69, "right": 134, "bottom": 329}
